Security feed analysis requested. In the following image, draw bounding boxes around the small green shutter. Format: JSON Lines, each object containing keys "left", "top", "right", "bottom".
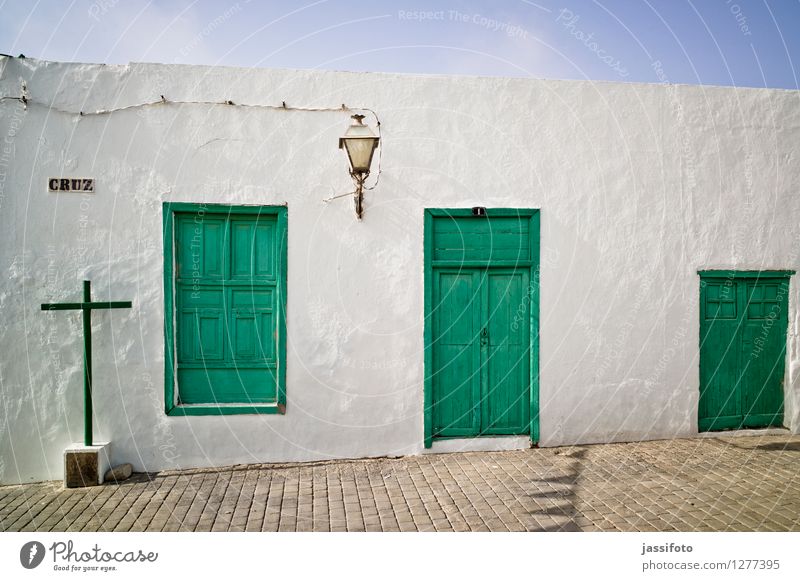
{"left": 166, "top": 204, "right": 287, "bottom": 411}
{"left": 699, "top": 272, "right": 790, "bottom": 431}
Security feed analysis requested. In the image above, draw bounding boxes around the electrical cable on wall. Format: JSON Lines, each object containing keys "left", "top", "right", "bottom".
{"left": 0, "top": 89, "right": 382, "bottom": 192}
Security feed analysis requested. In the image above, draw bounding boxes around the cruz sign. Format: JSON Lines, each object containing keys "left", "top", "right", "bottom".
{"left": 48, "top": 178, "right": 95, "bottom": 192}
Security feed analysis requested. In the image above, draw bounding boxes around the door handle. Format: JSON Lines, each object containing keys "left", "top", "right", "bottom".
{"left": 480, "top": 327, "right": 488, "bottom": 346}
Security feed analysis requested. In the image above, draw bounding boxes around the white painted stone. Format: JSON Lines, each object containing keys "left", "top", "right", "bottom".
{"left": 1, "top": 56, "right": 799, "bottom": 485}
{"left": 104, "top": 463, "right": 133, "bottom": 482}
{"left": 425, "top": 437, "right": 531, "bottom": 454}
{"left": 63, "top": 442, "right": 111, "bottom": 487}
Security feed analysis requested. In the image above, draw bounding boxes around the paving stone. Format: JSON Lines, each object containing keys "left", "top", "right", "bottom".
{"left": 3, "top": 434, "right": 800, "bottom": 532}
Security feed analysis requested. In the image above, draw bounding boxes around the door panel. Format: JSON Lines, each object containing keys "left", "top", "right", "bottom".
{"left": 483, "top": 270, "right": 530, "bottom": 433}
{"left": 431, "top": 216, "right": 531, "bottom": 262}
{"left": 432, "top": 271, "right": 481, "bottom": 436}
{"left": 232, "top": 312, "right": 257, "bottom": 359}
{"left": 699, "top": 282, "right": 742, "bottom": 430}
{"left": 177, "top": 368, "right": 277, "bottom": 404}
{"left": 176, "top": 217, "right": 226, "bottom": 280}
{"left": 231, "top": 218, "right": 275, "bottom": 279}
{"left": 699, "top": 275, "right": 788, "bottom": 431}
{"left": 740, "top": 281, "right": 786, "bottom": 428}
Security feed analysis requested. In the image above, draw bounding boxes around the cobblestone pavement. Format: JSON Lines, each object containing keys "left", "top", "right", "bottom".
{"left": 2, "top": 434, "right": 799, "bottom": 532}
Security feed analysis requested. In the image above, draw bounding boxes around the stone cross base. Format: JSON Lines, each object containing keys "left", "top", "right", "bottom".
{"left": 64, "top": 443, "right": 111, "bottom": 488}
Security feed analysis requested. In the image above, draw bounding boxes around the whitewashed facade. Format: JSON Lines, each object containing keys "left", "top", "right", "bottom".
{"left": 1, "top": 56, "right": 799, "bottom": 485}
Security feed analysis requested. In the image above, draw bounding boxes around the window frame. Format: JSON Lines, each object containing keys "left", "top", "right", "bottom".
{"left": 163, "top": 202, "right": 288, "bottom": 416}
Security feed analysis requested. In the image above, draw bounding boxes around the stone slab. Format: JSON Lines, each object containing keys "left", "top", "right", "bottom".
{"left": 104, "top": 463, "right": 133, "bottom": 482}
{"left": 64, "top": 442, "right": 111, "bottom": 488}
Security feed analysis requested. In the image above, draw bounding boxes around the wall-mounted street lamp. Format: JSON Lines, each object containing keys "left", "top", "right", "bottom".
{"left": 339, "top": 114, "right": 380, "bottom": 220}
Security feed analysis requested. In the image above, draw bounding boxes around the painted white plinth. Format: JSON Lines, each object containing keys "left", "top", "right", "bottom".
{"left": 63, "top": 442, "right": 112, "bottom": 487}
{"left": 424, "top": 436, "right": 531, "bottom": 454}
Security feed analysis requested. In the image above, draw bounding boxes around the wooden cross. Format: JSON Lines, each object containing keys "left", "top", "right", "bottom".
{"left": 41, "top": 280, "right": 132, "bottom": 446}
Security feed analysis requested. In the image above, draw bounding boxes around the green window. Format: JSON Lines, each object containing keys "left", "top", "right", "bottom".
{"left": 163, "top": 203, "right": 287, "bottom": 415}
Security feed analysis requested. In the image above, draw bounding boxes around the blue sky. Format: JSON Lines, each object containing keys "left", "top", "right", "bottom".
{"left": 1, "top": 0, "right": 798, "bottom": 88}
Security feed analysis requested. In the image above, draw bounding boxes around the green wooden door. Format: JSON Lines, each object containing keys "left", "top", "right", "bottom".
{"left": 173, "top": 209, "right": 281, "bottom": 405}
{"left": 427, "top": 210, "right": 536, "bottom": 441}
{"left": 431, "top": 268, "right": 530, "bottom": 437}
{"left": 699, "top": 273, "right": 790, "bottom": 431}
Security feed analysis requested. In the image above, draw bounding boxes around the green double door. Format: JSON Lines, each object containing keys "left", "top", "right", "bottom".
{"left": 699, "top": 273, "right": 790, "bottom": 431}
{"left": 426, "top": 210, "right": 537, "bottom": 441}
{"left": 432, "top": 268, "right": 530, "bottom": 437}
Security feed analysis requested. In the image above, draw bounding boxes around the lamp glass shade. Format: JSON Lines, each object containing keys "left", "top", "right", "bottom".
{"left": 343, "top": 137, "right": 378, "bottom": 173}
{"left": 339, "top": 116, "right": 379, "bottom": 173}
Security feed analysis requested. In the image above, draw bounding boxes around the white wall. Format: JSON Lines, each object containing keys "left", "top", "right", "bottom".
{"left": 1, "top": 57, "right": 798, "bottom": 484}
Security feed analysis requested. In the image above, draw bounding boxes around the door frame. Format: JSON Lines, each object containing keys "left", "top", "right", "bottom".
{"left": 697, "top": 269, "right": 794, "bottom": 431}
{"left": 424, "top": 208, "right": 540, "bottom": 448}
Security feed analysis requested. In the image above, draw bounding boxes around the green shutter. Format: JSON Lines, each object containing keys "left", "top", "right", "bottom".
{"left": 164, "top": 204, "right": 287, "bottom": 415}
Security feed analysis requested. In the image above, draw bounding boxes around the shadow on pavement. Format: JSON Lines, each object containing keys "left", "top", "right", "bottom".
{"left": 527, "top": 448, "right": 585, "bottom": 532}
